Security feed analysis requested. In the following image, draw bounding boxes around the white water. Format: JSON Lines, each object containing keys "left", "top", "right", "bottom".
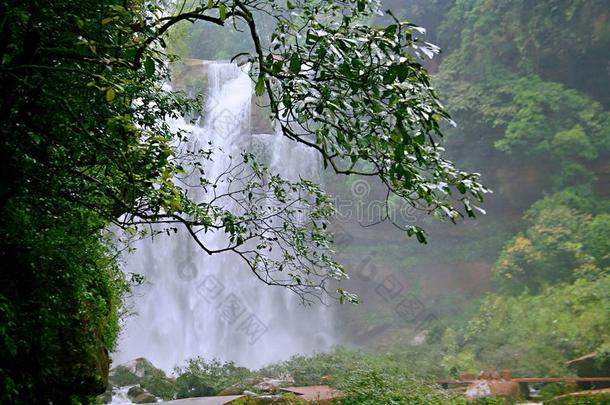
{"left": 109, "top": 386, "right": 134, "bottom": 404}
{"left": 113, "top": 62, "right": 335, "bottom": 372}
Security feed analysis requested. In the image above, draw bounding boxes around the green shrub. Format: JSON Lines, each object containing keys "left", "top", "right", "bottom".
{"left": 174, "top": 358, "right": 252, "bottom": 398}
{"left": 0, "top": 202, "right": 128, "bottom": 403}
{"left": 538, "top": 383, "right": 577, "bottom": 401}
{"left": 141, "top": 374, "right": 177, "bottom": 400}
{"left": 260, "top": 348, "right": 415, "bottom": 386}
{"left": 336, "top": 369, "right": 460, "bottom": 405}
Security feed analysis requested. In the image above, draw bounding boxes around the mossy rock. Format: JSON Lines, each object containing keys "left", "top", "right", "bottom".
{"left": 127, "top": 385, "right": 146, "bottom": 398}
{"left": 109, "top": 366, "right": 137, "bottom": 386}
{"left": 110, "top": 358, "right": 177, "bottom": 400}
{"left": 132, "top": 392, "right": 158, "bottom": 404}
{"left": 126, "top": 385, "right": 160, "bottom": 403}
{"left": 109, "top": 358, "right": 164, "bottom": 385}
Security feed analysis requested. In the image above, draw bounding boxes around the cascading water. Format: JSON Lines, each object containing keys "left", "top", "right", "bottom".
{"left": 113, "top": 62, "right": 336, "bottom": 372}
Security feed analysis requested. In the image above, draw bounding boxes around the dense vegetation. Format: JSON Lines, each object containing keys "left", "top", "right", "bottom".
{"left": 326, "top": 0, "right": 609, "bottom": 383}
{"left": 429, "top": 0, "right": 609, "bottom": 378}
{"left": 108, "top": 355, "right": 508, "bottom": 404}
{"left": 141, "top": 0, "right": 610, "bottom": 398}
{"left": 0, "top": 0, "right": 491, "bottom": 402}
{"left": 0, "top": 0, "right": 608, "bottom": 403}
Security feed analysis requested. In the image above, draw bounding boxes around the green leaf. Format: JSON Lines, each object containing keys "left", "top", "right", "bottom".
{"left": 357, "top": 0, "right": 365, "bottom": 12}
{"left": 397, "top": 64, "right": 409, "bottom": 82}
{"left": 289, "top": 54, "right": 301, "bottom": 74}
{"left": 144, "top": 57, "right": 155, "bottom": 77}
{"left": 74, "top": 16, "right": 84, "bottom": 30}
{"left": 415, "top": 230, "right": 427, "bottom": 244}
{"left": 109, "top": 4, "right": 128, "bottom": 16}
{"left": 272, "top": 61, "right": 282, "bottom": 74}
{"left": 207, "top": 0, "right": 213, "bottom": 8}
{"left": 337, "top": 288, "right": 345, "bottom": 304}
{"left": 105, "top": 88, "right": 115, "bottom": 103}
{"left": 255, "top": 75, "right": 265, "bottom": 96}
{"left": 406, "top": 226, "right": 427, "bottom": 244}
{"left": 219, "top": 4, "right": 226, "bottom": 22}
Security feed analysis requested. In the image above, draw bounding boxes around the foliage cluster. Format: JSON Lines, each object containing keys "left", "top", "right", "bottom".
{"left": 1, "top": 0, "right": 608, "bottom": 402}
{"left": 334, "top": 0, "right": 610, "bottom": 391}
{"left": 173, "top": 357, "right": 252, "bottom": 398}
{"left": 170, "top": 351, "right": 496, "bottom": 404}
{"left": 0, "top": 205, "right": 127, "bottom": 403}
{"left": 494, "top": 187, "right": 609, "bottom": 294}
{"left": 0, "top": 0, "right": 167, "bottom": 400}
{"left": 429, "top": 185, "right": 610, "bottom": 379}
{"left": 231, "top": 393, "right": 306, "bottom": 405}
{"left": 337, "top": 369, "right": 460, "bottom": 405}
{"left": 259, "top": 348, "right": 410, "bottom": 386}
{"left": 437, "top": 71, "right": 610, "bottom": 187}
{"left": 437, "top": 0, "right": 610, "bottom": 106}
{"left": 460, "top": 276, "right": 609, "bottom": 376}
{"left": 0, "top": 0, "right": 493, "bottom": 400}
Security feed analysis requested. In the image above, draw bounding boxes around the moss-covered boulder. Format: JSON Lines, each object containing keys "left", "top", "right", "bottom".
{"left": 109, "top": 358, "right": 177, "bottom": 400}
{"left": 127, "top": 385, "right": 146, "bottom": 398}
{"left": 109, "top": 358, "right": 156, "bottom": 385}
{"left": 132, "top": 391, "right": 158, "bottom": 404}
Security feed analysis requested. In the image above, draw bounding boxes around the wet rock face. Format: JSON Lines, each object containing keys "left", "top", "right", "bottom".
{"left": 128, "top": 385, "right": 146, "bottom": 398}
{"left": 132, "top": 391, "right": 158, "bottom": 403}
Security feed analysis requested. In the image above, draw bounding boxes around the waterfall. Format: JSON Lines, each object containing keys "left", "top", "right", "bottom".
{"left": 113, "top": 62, "right": 336, "bottom": 372}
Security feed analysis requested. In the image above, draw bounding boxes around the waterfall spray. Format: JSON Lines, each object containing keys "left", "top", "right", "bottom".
{"left": 113, "top": 62, "right": 335, "bottom": 371}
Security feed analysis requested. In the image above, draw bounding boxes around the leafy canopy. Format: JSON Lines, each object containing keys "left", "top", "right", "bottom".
{"left": 0, "top": 0, "right": 489, "bottom": 399}
{"left": 494, "top": 189, "right": 609, "bottom": 295}
{"left": 21, "top": 0, "right": 486, "bottom": 303}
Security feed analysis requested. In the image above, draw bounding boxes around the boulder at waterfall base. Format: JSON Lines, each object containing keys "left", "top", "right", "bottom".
{"left": 109, "top": 358, "right": 177, "bottom": 400}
